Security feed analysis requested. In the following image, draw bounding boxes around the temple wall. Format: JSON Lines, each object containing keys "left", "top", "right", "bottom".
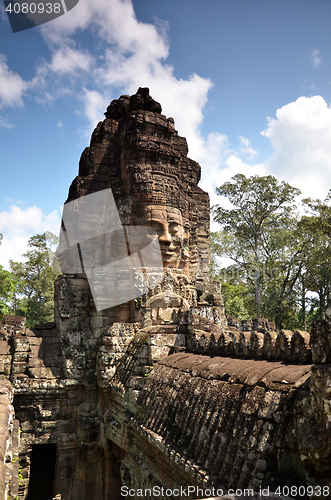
{"left": 0, "top": 380, "right": 17, "bottom": 500}
{"left": 1, "top": 290, "right": 331, "bottom": 499}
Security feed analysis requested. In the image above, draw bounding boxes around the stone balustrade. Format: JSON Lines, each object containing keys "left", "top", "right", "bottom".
{"left": 186, "top": 314, "right": 311, "bottom": 363}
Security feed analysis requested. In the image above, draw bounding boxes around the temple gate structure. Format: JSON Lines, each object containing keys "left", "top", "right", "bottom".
{"left": 0, "top": 88, "right": 331, "bottom": 499}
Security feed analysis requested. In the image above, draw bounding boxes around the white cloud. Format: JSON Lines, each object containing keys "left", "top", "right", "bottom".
{"left": 200, "top": 96, "right": 331, "bottom": 228}
{"left": 0, "top": 54, "right": 27, "bottom": 109}
{"left": 0, "top": 0, "right": 229, "bottom": 237}
{"left": 310, "top": 49, "right": 322, "bottom": 69}
{"left": 36, "top": 0, "right": 213, "bottom": 149}
{"left": 50, "top": 47, "right": 94, "bottom": 74}
{"left": 0, "top": 0, "right": 203, "bottom": 156}
{"left": 261, "top": 95, "right": 331, "bottom": 199}
{"left": 0, "top": 115, "right": 14, "bottom": 128}
{"left": 82, "top": 88, "right": 109, "bottom": 131}
{"left": 0, "top": 205, "right": 45, "bottom": 269}
{"left": 40, "top": 0, "right": 169, "bottom": 56}
{"left": 239, "top": 136, "right": 258, "bottom": 159}
{"left": 202, "top": 95, "right": 331, "bottom": 231}
{"left": 2, "top": 0, "right": 329, "bottom": 228}
{"left": 196, "top": 131, "right": 266, "bottom": 231}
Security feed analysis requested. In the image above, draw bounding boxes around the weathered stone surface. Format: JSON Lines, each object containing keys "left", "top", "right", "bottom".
{"left": 1, "top": 90, "right": 331, "bottom": 500}
{"left": 1, "top": 314, "right": 26, "bottom": 328}
{"left": 0, "top": 380, "right": 18, "bottom": 500}
{"left": 134, "top": 353, "right": 311, "bottom": 491}
{"left": 187, "top": 318, "right": 312, "bottom": 363}
{"left": 310, "top": 317, "right": 331, "bottom": 363}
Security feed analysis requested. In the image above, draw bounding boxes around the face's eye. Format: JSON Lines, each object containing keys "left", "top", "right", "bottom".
{"left": 150, "top": 221, "right": 164, "bottom": 236}
{"left": 169, "top": 222, "right": 181, "bottom": 234}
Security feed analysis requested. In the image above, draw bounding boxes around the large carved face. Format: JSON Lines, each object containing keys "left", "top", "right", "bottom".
{"left": 139, "top": 205, "right": 189, "bottom": 269}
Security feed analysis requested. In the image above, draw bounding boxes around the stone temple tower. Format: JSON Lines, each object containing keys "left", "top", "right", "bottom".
{"left": 54, "top": 86, "right": 225, "bottom": 382}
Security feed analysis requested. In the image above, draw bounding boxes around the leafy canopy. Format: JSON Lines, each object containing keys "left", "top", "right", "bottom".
{"left": 10, "top": 232, "right": 60, "bottom": 327}
{"left": 213, "top": 174, "right": 301, "bottom": 249}
{"left": 212, "top": 174, "right": 302, "bottom": 327}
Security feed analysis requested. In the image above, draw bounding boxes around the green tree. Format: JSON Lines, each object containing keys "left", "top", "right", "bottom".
{"left": 258, "top": 214, "right": 312, "bottom": 330}
{"left": 10, "top": 233, "right": 60, "bottom": 327}
{"left": 211, "top": 220, "right": 309, "bottom": 329}
{"left": 219, "top": 280, "right": 250, "bottom": 321}
{"left": 0, "top": 233, "right": 16, "bottom": 321}
{"left": 0, "top": 265, "right": 16, "bottom": 321}
{"left": 212, "top": 174, "right": 301, "bottom": 326}
{"left": 300, "top": 197, "right": 331, "bottom": 320}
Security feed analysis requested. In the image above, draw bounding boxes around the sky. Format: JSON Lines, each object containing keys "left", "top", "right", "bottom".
{"left": 1, "top": 0, "right": 331, "bottom": 268}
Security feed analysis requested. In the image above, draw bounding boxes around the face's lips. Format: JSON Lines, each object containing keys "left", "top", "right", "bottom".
{"left": 160, "top": 244, "right": 178, "bottom": 252}
{"left": 161, "top": 251, "right": 178, "bottom": 259}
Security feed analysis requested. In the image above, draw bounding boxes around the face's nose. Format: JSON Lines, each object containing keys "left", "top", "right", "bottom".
{"left": 159, "top": 225, "right": 172, "bottom": 246}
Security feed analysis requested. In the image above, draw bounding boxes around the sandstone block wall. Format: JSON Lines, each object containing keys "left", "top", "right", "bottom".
{"left": 0, "top": 380, "right": 19, "bottom": 500}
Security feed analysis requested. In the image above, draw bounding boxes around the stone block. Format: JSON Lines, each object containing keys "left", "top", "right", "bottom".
{"left": 149, "top": 334, "right": 178, "bottom": 347}
{"left": 27, "top": 335, "right": 60, "bottom": 345}
{"left": 13, "top": 351, "right": 28, "bottom": 362}
{"left": 12, "top": 362, "right": 27, "bottom": 374}
{"left": 150, "top": 345, "right": 171, "bottom": 361}
{"left": 28, "top": 366, "right": 62, "bottom": 379}
{"left": 158, "top": 308, "right": 174, "bottom": 323}
{"left": 30, "top": 344, "right": 62, "bottom": 357}
{"left": 0, "top": 356, "right": 11, "bottom": 377}
{"left": 13, "top": 338, "right": 29, "bottom": 352}
{"left": 0, "top": 341, "right": 10, "bottom": 355}
{"left": 311, "top": 319, "right": 331, "bottom": 363}
{"left": 28, "top": 356, "right": 63, "bottom": 368}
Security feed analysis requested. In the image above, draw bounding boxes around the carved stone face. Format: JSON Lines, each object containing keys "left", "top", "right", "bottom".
{"left": 139, "top": 205, "right": 189, "bottom": 269}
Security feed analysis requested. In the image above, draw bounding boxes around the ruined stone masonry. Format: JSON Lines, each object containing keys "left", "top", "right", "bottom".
{"left": 0, "top": 88, "right": 331, "bottom": 499}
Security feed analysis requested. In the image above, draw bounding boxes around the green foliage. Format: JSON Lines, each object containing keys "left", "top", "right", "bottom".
{"left": 0, "top": 232, "right": 16, "bottom": 321}
{"left": 212, "top": 174, "right": 302, "bottom": 328}
{"left": 11, "top": 456, "right": 23, "bottom": 499}
{"left": 0, "top": 299, "right": 10, "bottom": 320}
{"left": 213, "top": 174, "right": 300, "bottom": 243}
{"left": 300, "top": 197, "right": 331, "bottom": 320}
{"left": 9, "top": 232, "right": 60, "bottom": 327}
{"left": 18, "top": 465, "right": 23, "bottom": 486}
{"left": 221, "top": 283, "right": 250, "bottom": 320}
{"left": 211, "top": 175, "right": 331, "bottom": 331}
{"left": 0, "top": 264, "right": 16, "bottom": 322}
{"left": 144, "top": 366, "right": 154, "bottom": 379}
{"left": 0, "top": 266, "right": 16, "bottom": 300}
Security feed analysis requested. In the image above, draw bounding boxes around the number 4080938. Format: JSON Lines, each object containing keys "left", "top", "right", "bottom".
{"left": 5, "top": 3, "right": 61, "bottom": 14}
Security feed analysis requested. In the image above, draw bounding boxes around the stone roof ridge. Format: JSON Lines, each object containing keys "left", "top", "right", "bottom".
{"left": 189, "top": 312, "right": 312, "bottom": 364}
{"left": 104, "top": 87, "right": 163, "bottom": 120}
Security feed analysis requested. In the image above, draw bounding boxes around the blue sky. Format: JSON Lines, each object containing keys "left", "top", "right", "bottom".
{"left": 1, "top": 0, "right": 331, "bottom": 267}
